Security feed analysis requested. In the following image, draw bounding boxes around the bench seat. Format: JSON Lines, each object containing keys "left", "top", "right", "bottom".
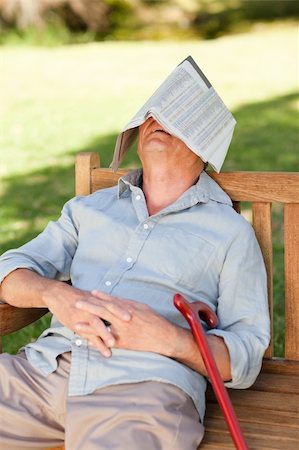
{"left": 202, "top": 361, "right": 299, "bottom": 449}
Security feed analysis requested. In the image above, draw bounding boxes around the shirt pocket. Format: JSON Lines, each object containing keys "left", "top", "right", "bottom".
{"left": 148, "top": 227, "right": 216, "bottom": 289}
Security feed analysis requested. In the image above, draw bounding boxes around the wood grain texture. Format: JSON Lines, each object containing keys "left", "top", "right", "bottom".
{"left": 252, "top": 202, "right": 273, "bottom": 358}
{"left": 201, "top": 374, "right": 299, "bottom": 449}
{"left": 262, "top": 358, "right": 299, "bottom": 376}
{"left": 0, "top": 302, "right": 47, "bottom": 336}
{"left": 284, "top": 203, "right": 299, "bottom": 360}
{"left": 75, "top": 152, "right": 100, "bottom": 196}
{"left": 47, "top": 447, "right": 63, "bottom": 450}
{"left": 251, "top": 372, "right": 299, "bottom": 394}
{"left": 89, "top": 168, "right": 299, "bottom": 201}
{"left": 91, "top": 168, "right": 129, "bottom": 192}
{"left": 210, "top": 172, "right": 299, "bottom": 203}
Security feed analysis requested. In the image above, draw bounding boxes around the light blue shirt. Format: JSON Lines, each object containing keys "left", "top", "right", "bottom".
{"left": 0, "top": 170, "right": 270, "bottom": 421}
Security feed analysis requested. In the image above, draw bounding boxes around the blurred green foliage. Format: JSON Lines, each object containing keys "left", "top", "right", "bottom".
{"left": 0, "top": 0, "right": 298, "bottom": 45}
{"left": 193, "top": 0, "right": 299, "bottom": 39}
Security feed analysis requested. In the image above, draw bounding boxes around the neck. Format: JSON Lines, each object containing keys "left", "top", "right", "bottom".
{"left": 142, "top": 163, "right": 203, "bottom": 216}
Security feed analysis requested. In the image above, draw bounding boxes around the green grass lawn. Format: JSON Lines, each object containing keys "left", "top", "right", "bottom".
{"left": 1, "top": 23, "right": 298, "bottom": 354}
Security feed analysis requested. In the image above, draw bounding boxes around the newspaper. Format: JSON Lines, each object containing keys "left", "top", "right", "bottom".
{"left": 111, "top": 56, "right": 236, "bottom": 172}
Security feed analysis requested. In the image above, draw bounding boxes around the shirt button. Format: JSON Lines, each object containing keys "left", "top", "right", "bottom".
{"left": 143, "top": 224, "right": 149, "bottom": 229}
{"left": 136, "top": 195, "right": 141, "bottom": 201}
{"left": 126, "top": 257, "right": 133, "bottom": 263}
{"left": 105, "top": 281, "right": 112, "bottom": 286}
{"left": 75, "top": 338, "right": 82, "bottom": 347}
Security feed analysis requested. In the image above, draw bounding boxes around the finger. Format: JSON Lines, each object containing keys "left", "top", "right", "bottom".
{"left": 91, "top": 290, "right": 115, "bottom": 301}
{"left": 91, "top": 290, "right": 136, "bottom": 316}
{"left": 92, "top": 291, "right": 141, "bottom": 314}
{"left": 76, "top": 296, "right": 131, "bottom": 322}
{"left": 75, "top": 318, "right": 115, "bottom": 348}
{"left": 87, "top": 335, "right": 112, "bottom": 358}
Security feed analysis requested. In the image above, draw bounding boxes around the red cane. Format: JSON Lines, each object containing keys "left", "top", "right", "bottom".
{"left": 173, "top": 293, "right": 248, "bottom": 450}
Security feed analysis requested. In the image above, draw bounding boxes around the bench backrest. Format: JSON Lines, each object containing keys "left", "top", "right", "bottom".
{"left": 75, "top": 152, "right": 299, "bottom": 364}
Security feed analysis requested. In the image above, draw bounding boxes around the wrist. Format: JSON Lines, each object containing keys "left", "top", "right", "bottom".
{"left": 40, "top": 278, "right": 70, "bottom": 308}
{"left": 168, "top": 325, "right": 208, "bottom": 376}
{"left": 168, "top": 325, "right": 195, "bottom": 359}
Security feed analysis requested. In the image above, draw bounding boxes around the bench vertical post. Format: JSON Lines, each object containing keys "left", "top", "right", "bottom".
{"left": 252, "top": 202, "right": 273, "bottom": 358}
{"left": 284, "top": 203, "right": 299, "bottom": 360}
{"left": 75, "top": 152, "right": 100, "bottom": 196}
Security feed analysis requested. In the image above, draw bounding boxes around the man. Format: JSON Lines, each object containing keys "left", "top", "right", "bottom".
{"left": 0, "top": 65, "right": 270, "bottom": 449}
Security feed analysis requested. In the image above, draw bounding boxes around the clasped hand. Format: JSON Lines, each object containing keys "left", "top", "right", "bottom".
{"left": 42, "top": 281, "right": 230, "bottom": 378}
{"left": 74, "top": 290, "right": 177, "bottom": 359}
{"left": 43, "top": 283, "right": 179, "bottom": 359}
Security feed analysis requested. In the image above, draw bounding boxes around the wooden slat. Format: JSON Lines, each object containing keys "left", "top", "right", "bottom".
{"left": 252, "top": 202, "right": 273, "bottom": 358}
{"left": 202, "top": 404, "right": 299, "bottom": 450}
{"left": 250, "top": 372, "right": 299, "bottom": 394}
{"left": 0, "top": 302, "right": 48, "bottom": 336}
{"left": 206, "top": 388, "right": 299, "bottom": 413}
{"left": 202, "top": 419, "right": 299, "bottom": 450}
{"left": 229, "top": 390, "right": 299, "bottom": 413}
{"left": 89, "top": 168, "right": 299, "bottom": 203}
{"left": 206, "top": 403, "right": 299, "bottom": 427}
{"left": 200, "top": 441, "right": 234, "bottom": 450}
{"left": 206, "top": 417, "right": 299, "bottom": 441}
{"left": 91, "top": 168, "right": 129, "bottom": 192}
{"left": 201, "top": 439, "right": 296, "bottom": 450}
{"left": 284, "top": 203, "right": 299, "bottom": 360}
{"left": 202, "top": 430, "right": 299, "bottom": 449}
{"left": 75, "top": 152, "right": 100, "bottom": 196}
{"left": 200, "top": 436, "right": 235, "bottom": 450}
{"left": 46, "top": 447, "right": 63, "bottom": 450}
{"left": 261, "top": 357, "right": 299, "bottom": 376}
{"left": 210, "top": 172, "right": 299, "bottom": 203}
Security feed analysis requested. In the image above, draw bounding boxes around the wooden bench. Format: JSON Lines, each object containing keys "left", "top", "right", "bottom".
{"left": 1, "top": 152, "right": 299, "bottom": 449}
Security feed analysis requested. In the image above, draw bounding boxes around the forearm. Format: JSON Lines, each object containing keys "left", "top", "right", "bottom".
{"left": 0, "top": 268, "right": 66, "bottom": 308}
{"left": 0, "top": 272, "right": 133, "bottom": 358}
{"left": 169, "top": 325, "right": 232, "bottom": 382}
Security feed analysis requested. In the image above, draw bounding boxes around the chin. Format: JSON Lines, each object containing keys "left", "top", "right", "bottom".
{"left": 145, "top": 138, "right": 169, "bottom": 151}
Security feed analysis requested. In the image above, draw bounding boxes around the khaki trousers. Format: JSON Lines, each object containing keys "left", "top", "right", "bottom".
{"left": 0, "top": 352, "right": 204, "bottom": 450}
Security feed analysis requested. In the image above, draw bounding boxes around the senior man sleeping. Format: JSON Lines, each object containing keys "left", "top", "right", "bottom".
{"left": 0, "top": 56, "right": 269, "bottom": 450}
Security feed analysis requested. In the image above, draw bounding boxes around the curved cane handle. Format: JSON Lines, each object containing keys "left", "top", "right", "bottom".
{"left": 173, "top": 293, "right": 218, "bottom": 329}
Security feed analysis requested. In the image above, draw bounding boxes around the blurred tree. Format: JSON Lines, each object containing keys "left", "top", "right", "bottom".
{"left": 0, "top": 0, "right": 110, "bottom": 32}
{"left": 0, "top": 0, "right": 298, "bottom": 42}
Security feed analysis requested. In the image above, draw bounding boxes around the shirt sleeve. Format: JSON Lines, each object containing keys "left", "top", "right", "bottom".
{"left": 206, "top": 221, "right": 270, "bottom": 389}
{"left": 0, "top": 197, "right": 79, "bottom": 285}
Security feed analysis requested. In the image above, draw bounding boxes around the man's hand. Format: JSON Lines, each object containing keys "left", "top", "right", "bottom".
{"left": 75, "top": 290, "right": 178, "bottom": 356}
{"left": 43, "top": 285, "right": 132, "bottom": 357}
{"left": 75, "top": 290, "right": 232, "bottom": 381}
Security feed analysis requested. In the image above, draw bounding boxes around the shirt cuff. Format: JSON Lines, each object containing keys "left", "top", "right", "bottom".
{"left": 206, "top": 328, "right": 264, "bottom": 389}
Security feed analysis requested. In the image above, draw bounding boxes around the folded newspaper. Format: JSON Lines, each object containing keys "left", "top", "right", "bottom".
{"left": 111, "top": 56, "right": 236, "bottom": 172}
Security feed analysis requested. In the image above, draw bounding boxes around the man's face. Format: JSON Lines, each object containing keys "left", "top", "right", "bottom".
{"left": 137, "top": 117, "right": 201, "bottom": 167}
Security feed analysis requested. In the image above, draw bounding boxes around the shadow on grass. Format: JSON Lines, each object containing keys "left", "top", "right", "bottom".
{"left": 224, "top": 91, "right": 298, "bottom": 171}
{"left": 0, "top": 134, "right": 117, "bottom": 254}
{"left": 1, "top": 91, "right": 298, "bottom": 354}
